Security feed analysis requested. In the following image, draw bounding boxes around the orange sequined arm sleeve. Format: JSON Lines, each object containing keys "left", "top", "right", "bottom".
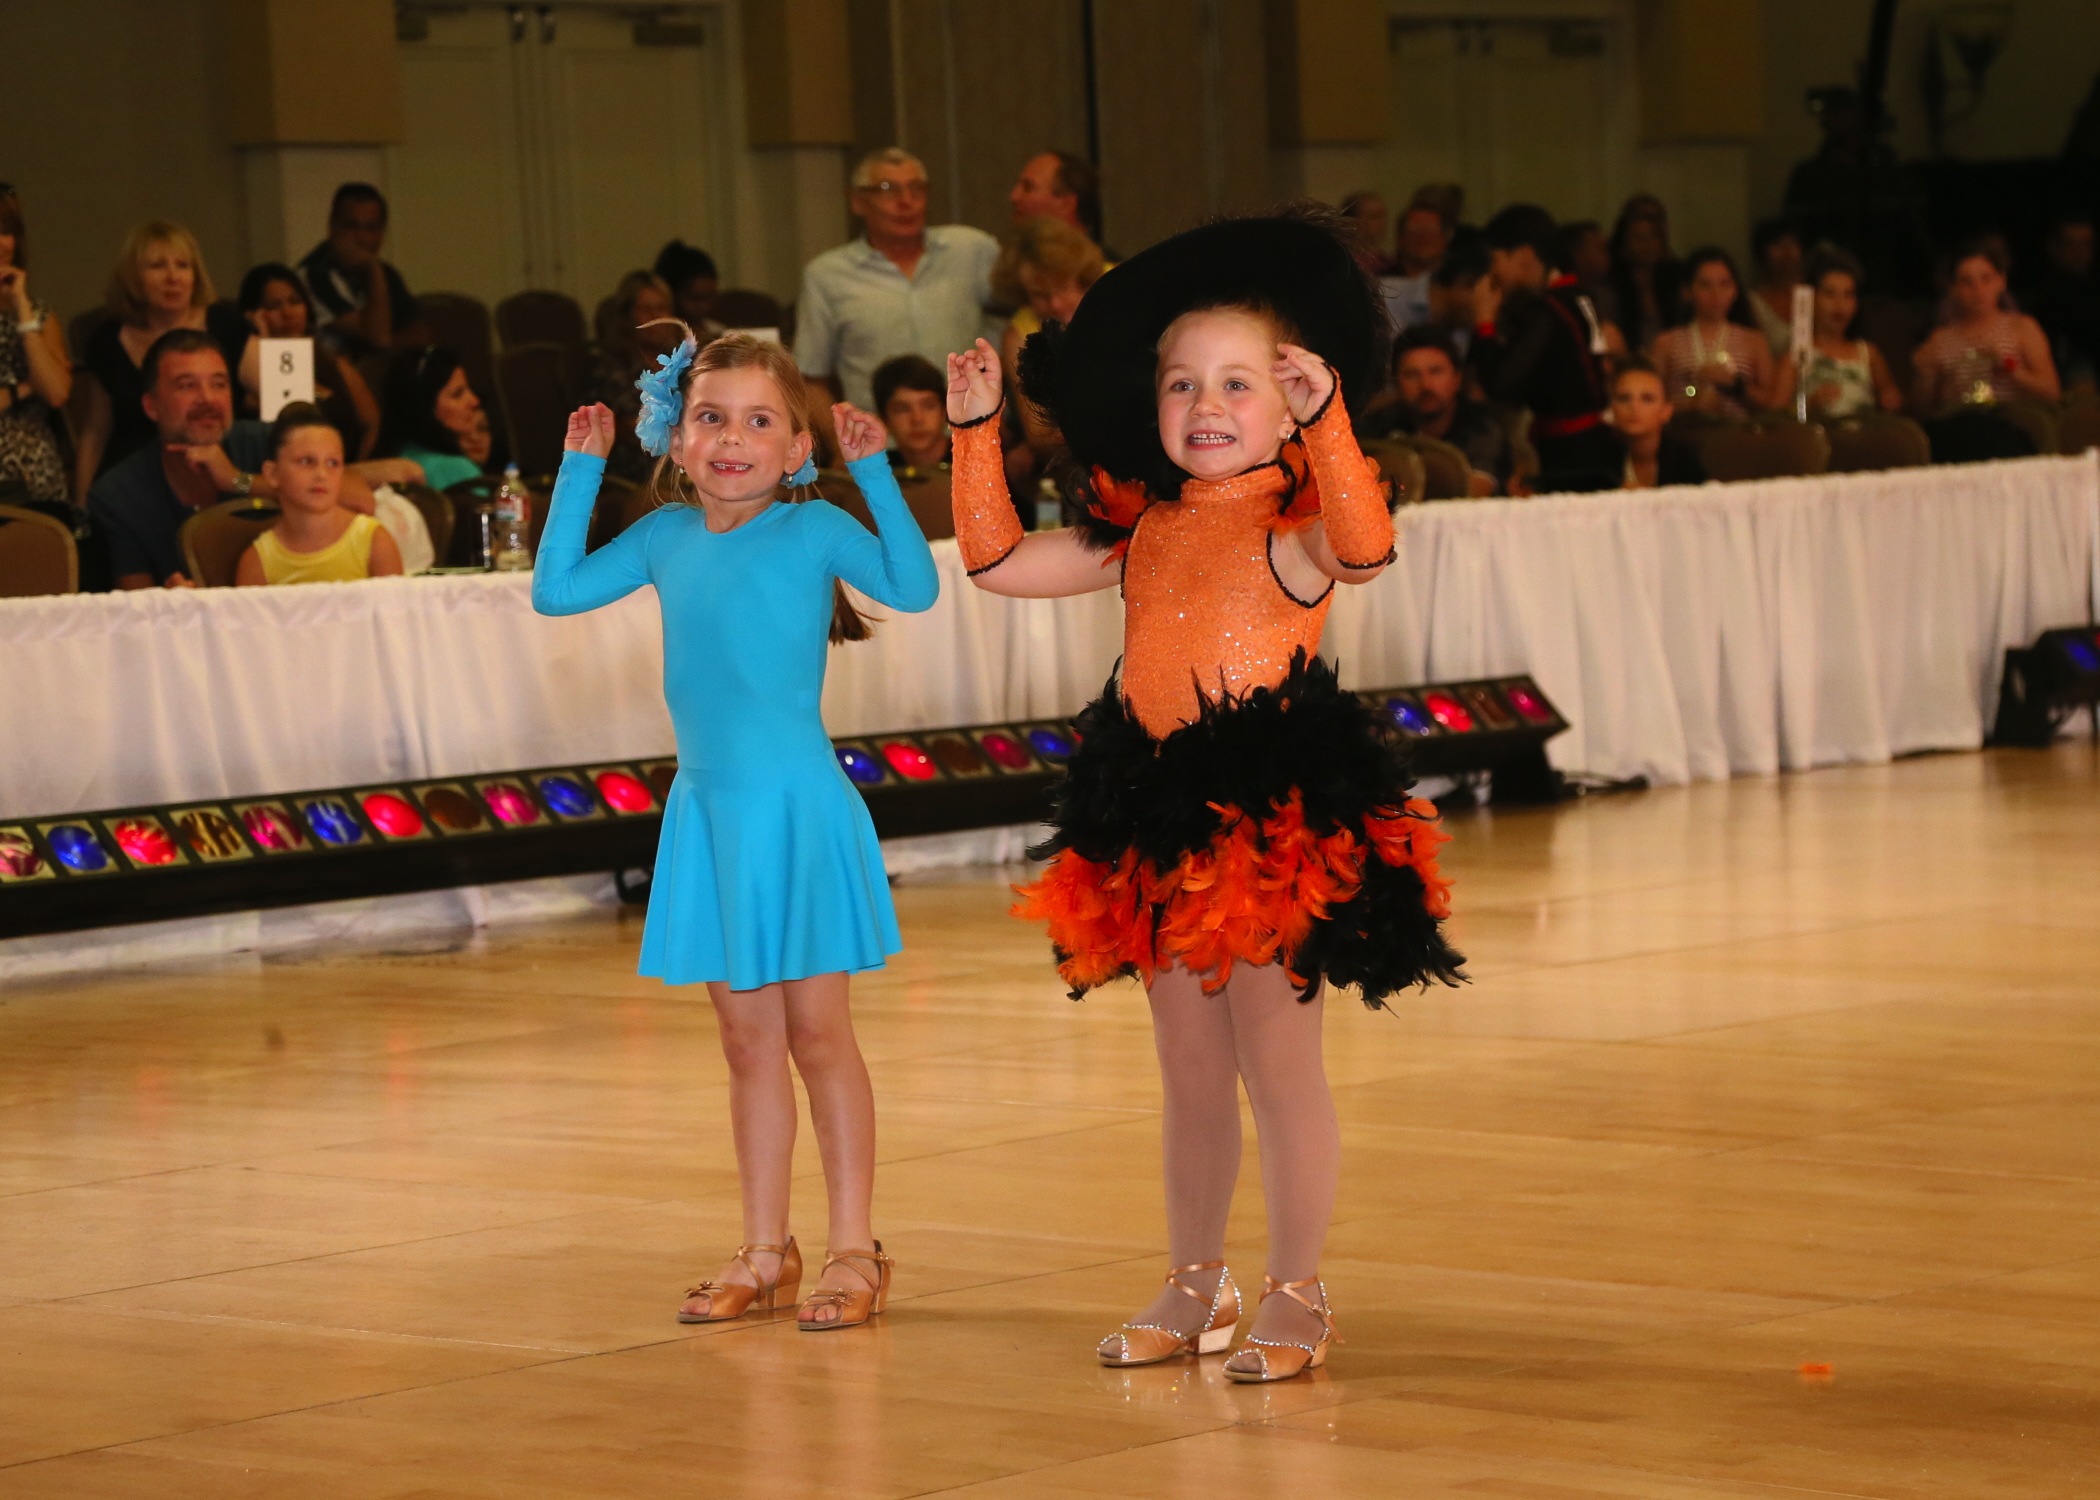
{"left": 1300, "top": 391, "right": 1395, "bottom": 571}
{"left": 950, "top": 408, "right": 1024, "bottom": 576}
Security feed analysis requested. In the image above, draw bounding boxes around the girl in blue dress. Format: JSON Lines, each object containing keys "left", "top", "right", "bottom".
{"left": 534, "top": 330, "right": 939, "bottom": 1331}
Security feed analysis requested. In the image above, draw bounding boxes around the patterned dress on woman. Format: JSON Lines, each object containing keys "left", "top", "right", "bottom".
{"left": 0, "top": 303, "right": 67, "bottom": 504}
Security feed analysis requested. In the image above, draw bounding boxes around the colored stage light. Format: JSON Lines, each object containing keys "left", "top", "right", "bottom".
{"left": 1384, "top": 696, "right": 1433, "bottom": 735}
{"left": 537, "top": 774, "right": 598, "bottom": 819}
{"left": 240, "top": 802, "right": 308, "bottom": 852}
{"left": 479, "top": 781, "right": 541, "bottom": 827}
{"left": 173, "top": 807, "right": 250, "bottom": 861}
{"left": 1504, "top": 682, "right": 1555, "bottom": 725}
{"left": 360, "top": 792, "right": 426, "bottom": 839}
{"left": 1026, "top": 726, "right": 1076, "bottom": 761}
{"left": 44, "top": 824, "right": 111, "bottom": 874}
{"left": 880, "top": 741, "right": 939, "bottom": 781}
{"left": 1993, "top": 625, "right": 2100, "bottom": 747}
{"left": 979, "top": 731, "right": 1034, "bottom": 770}
{"left": 0, "top": 830, "right": 50, "bottom": 882}
{"left": 417, "top": 785, "right": 489, "bottom": 833}
{"left": 1423, "top": 692, "right": 1475, "bottom": 732}
{"left": 303, "top": 799, "right": 365, "bottom": 846}
{"left": 835, "top": 746, "right": 888, "bottom": 786}
{"left": 111, "top": 817, "right": 182, "bottom": 868}
{"left": 2066, "top": 634, "right": 2100, "bottom": 673}
{"left": 643, "top": 762, "right": 677, "bottom": 801}
{"left": 926, "top": 733, "right": 991, "bottom": 778}
{"left": 592, "top": 769, "right": 655, "bottom": 812}
{"left": 1461, "top": 685, "right": 1518, "bottom": 731}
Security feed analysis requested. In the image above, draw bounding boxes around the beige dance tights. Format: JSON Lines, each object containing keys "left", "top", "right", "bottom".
{"left": 1127, "top": 961, "right": 1340, "bottom": 1346}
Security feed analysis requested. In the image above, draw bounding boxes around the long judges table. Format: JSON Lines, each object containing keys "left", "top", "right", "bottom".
{"left": 4, "top": 453, "right": 2096, "bottom": 826}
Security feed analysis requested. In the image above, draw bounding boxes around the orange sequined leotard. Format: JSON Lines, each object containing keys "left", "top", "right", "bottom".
{"left": 949, "top": 397, "right": 1393, "bottom": 738}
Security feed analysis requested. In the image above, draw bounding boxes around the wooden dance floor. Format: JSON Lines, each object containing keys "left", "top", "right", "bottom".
{"left": 2, "top": 744, "right": 2096, "bottom": 1499}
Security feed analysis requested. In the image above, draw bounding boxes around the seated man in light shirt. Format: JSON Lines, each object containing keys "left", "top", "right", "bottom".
{"left": 793, "top": 148, "right": 1001, "bottom": 417}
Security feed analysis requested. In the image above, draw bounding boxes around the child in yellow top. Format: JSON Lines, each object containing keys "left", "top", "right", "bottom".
{"left": 235, "top": 403, "right": 404, "bottom": 586}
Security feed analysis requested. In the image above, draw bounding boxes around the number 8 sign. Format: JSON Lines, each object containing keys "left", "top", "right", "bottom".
{"left": 258, "top": 337, "right": 316, "bottom": 420}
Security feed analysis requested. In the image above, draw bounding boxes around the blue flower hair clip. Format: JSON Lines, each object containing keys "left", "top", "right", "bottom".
{"left": 634, "top": 336, "right": 698, "bottom": 457}
{"left": 786, "top": 454, "right": 818, "bottom": 488}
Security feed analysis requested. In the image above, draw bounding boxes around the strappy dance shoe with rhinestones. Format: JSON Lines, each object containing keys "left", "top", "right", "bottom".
{"left": 796, "top": 1243, "right": 894, "bottom": 1331}
{"left": 1097, "top": 1260, "right": 1240, "bottom": 1366}
{"left": 676, "top": 1239, "right": 802, "bottom": 1324}
{"left": 1222, "top": 1274, "right": 1337, "bottom": 1382}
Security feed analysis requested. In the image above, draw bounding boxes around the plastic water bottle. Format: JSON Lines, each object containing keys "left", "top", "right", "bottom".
{"left": 491, "top": 464, "right": 532, "bottom": 571}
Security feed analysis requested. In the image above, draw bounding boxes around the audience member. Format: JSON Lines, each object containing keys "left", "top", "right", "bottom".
{"left": 1379, "top": 201, "right": 1452, "bottom": 335}
{"left": 587, "top": 271, "right": 680, "bottom": 483}
{"left": 1426, "top": 232, "right": 1491, "bottom": 360}
{"left": 871, "top": 355, "right": 950, "bottom": 473}
{"left": 1410, "top": 182, "right": 1465, "bottom": 234}
{"left": 1608, "top": 194, "right": 1683, "bottom": 354}
{"left": 1472, "top": 204, "right": 1617, "bottom": 491}
{"left": 299, "top": 183, "right": 422, "bottom": 357}
{"left": 1747, "top": 217, "right": 1805, "bottom": 359}
{"left": 379, "top": 346, "right": 493, "bottom": 489}
{"left": 1365, "top": 327, "right": 1514, "bottom": 494}
{"left": 1010, "top": 151, "right": 1104, "bottom": 244}
{"left": 235, "top": 403, "right": 401, "bottom": 586}
{"left": 2026, "top": 209, "right": 2098, "bottom": 394}
{"left": 1611, "top": 360, "right": 1706, "bottom": 489}
{"left": 995, "top": 215, "right": 1106, "bottom": 378}
{"left": 76, "top": 221, "right": 246, "bottom": 494}
{"left": 1340, "top": 191, "right": 1391, "bottom": 276}
{"left": 653, "top": 241, "right": 724, "bottom": 335}
{"left": 1910, "top": 238, "right": 2061, "bottom": 414}
{"left": 794, "top": 147, "right": 999, "bottom": 412}
{"left": 1558, "top": 219, "right": 1618, "bottom": 326}
{"left": 1651, "top": 248, "right": 1778, "bottom": 419}
{"left": 0, "top": 185, "right": 72, "bottom": 511}
{"left": 1773, "top": 247, "right": 1902, "bottom": 419}
{"left": 235, "top": 263, "right": 379, "bottom": 459}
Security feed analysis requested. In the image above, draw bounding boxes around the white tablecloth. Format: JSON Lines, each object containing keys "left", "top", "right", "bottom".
{"left": 3, "top": 454, "right": 2095, "bottom": 822}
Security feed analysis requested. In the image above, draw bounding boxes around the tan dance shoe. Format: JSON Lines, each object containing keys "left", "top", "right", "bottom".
{"left": 1097, "top": 1260, "right": 1240, "bottom": 1367}
{"left": 677, "top": 1239, "right": 802, "bottom": 1324}
{"left": 1222, "top": 1274, "right": 1337, "bottom": 1383}
{"left": 796, "top": 1243, "right": 894, "bottom": 1331}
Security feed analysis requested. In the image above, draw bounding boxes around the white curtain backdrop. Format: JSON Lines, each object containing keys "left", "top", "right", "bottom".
{"left": 3, "top": 453, "right": 2094, "bottom": 826}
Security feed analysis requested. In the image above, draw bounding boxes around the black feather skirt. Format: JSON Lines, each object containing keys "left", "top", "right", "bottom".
{"left": 1013, "top": 651, "right": 1466, "bottom": 1005}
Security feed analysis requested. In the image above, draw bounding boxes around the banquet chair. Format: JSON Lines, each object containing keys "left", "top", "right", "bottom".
{"left": 815, "top": 468, "right": 871, "bottom": 532}
{"left": 1823, "top": 413, "right": 1931, "bottom": 473}
{"left": 1357, "top": 438, "right": 1427, "bottom": 506}
{"left": 495, "top": 290, "right": 588, "bottom": 352}
{"left": 892, "top": 465, "right": 956, "bottom": 540}
{"left": 713, "top": 289, "right": 788, "bottom": 336}
{"left": 1994, "top": 400, "right": 2060, "bottom": 457}
{"left": 1381, "top": 433, "right": 1472, "bottom": 500}
{"left": 494, "top": 344, "right": 578, "bottom": 479}
{"left": 2060, "top": 399, "right": 2100, "bottom": 455}
{"left": 416, "top": 293, "right": 498, "bottom": 413}
{"left": 397, "top": 483, "right": 456, "bottom": 561}
{"left": 179, "top": 498, "right": 281, "bottom": 587}
{"left": 1699, "top": 422, "right": 1831, "bottom": 483}
{"left": 0, "top": 503, "right": 77, "bottom": 596}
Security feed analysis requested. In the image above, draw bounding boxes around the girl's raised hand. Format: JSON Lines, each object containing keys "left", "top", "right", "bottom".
{"left": 946, "top": 338, "right": 1003, "bottom": 424}
{"left": 832, "top": 403, "right": 888, "bottom": 464}
{"left": 1272, "top": 343, "right": 1336, "bottom": 425}
{"left": 563, "top": 402, "right": 616, "bottom": 459}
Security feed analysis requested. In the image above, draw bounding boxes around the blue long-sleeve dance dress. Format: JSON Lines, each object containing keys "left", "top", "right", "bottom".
{"left": 533, "top": 451, "right": 940, "bottom": 989}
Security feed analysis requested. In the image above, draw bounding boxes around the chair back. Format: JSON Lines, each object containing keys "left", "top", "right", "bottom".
{"left": 1387, "top": 433, "right": 1473, "bottom": 500}
{"left": 1823, "top": 412, "right": 1931, "bottom": 473}
{"left": 397, "top": 482, "right": 456, "bottom": 560}
{"left": 1358, "top": 439, "right": 1427, "bottom": 506}
{"left": 714, "top": 289, "right": 788, "bottom": 336}
{"left": 814, "top": 468, "right": 871, "bottom": 532}
{"left": 416, "top": 292, "right": 498, "bottom": 409}
{"left": 2060, "top": 399, "right": 2100, "bottom": 456}
{"left": 179, "top": 498, "right": 282, "bottom": 587}
{"left": 494, "top": 343, "right": 579, "bottom": 479}
{"left": 1994, "top": 400, "right": 2060, "bottom": 456}
{"left": 1699, "top": 421, "right": 1832, "bottom": 483}
{"left": 0, "top": 504, "right": 78, "bottom": 596}
{"left": 495, "top": 290, "right": 588, "bottom": 352}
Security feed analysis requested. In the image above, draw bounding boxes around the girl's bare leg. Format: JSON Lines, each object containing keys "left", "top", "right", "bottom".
{"left": 1121, "top": 963, "right": 1242, "bottom": 1336}
{"left": 1225, "top": 964, "right": 1339, "bottom": 1347}
{"left": 699, "top": 979, "right": 796, "bottom": 1292}
{"left": 782, "top": 970, "right": 878, "bottom": 1321}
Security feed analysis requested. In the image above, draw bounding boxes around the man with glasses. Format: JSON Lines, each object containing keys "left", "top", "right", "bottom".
{"left": 794, "top": 148, "right": 1000, "bottom": 413}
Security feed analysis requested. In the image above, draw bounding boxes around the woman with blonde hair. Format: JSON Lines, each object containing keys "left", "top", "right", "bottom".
{"left": 76, "top": 220, "right": 245, "bottom": 493}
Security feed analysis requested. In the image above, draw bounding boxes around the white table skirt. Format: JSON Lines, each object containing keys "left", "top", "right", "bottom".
{"left": 3, "top": 453, "right": 2095, "bottom": 823}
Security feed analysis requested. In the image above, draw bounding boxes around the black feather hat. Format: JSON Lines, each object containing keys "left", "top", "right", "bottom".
{"left": 1016, "top": 204, "right": 1390, "bottom": 498}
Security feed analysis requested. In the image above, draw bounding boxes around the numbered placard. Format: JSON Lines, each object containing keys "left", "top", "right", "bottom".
{"left": 258, "top": 337, "right": 316, "bottom": 420}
